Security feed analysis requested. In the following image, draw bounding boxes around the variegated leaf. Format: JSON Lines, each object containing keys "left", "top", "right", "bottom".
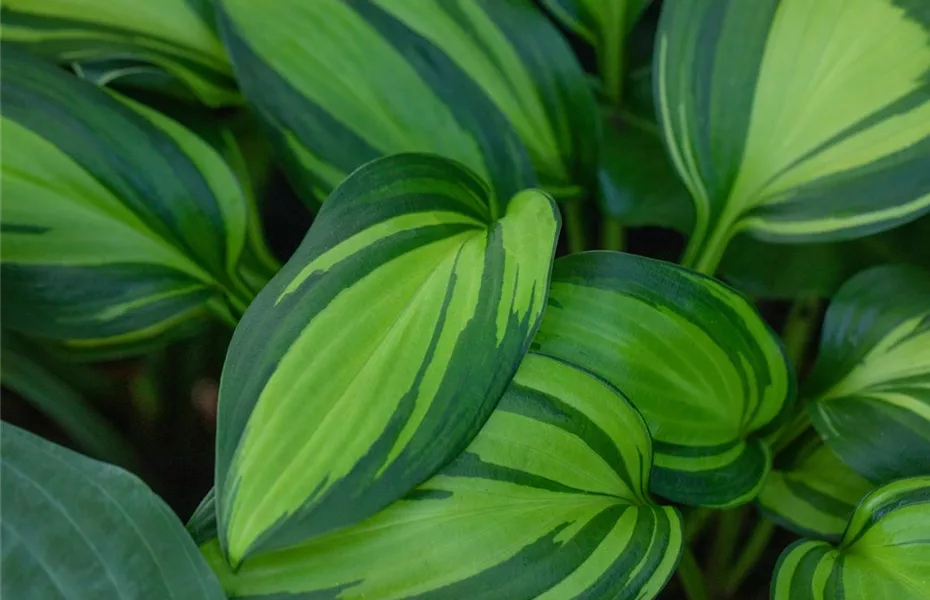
{"left": 0, "top": 0, "right": 239, "bottom": 106}
{"left": 0, "top": 50, "right": 252, "bottom": 357}
{"left": 656, "top": 0, "right": 930, "bottom": 273}
{"left": 772, "top": 476, "right": 930, "bottom": 600}
{"left": 532, "top": 252, "right": 794, "bottom": 507}
{"left": 806, "top": 265, "right": 930, "bottom": 483}
{"left": 218, "top": 0, "right": 598, "bottom": 206}
{"left": 215, "top": 153, "right": 560, "bottom": 565}
{"left": 204, "top": 353, "right": 682, "bottom": 599}
{"left": 757, "top": 429, "right": 873, "bottom": 541}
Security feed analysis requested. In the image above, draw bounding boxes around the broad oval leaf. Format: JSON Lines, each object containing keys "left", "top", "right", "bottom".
{"left": 806, "top": 265, "right": 930, "bottom": 483}
{"left": 0, "top": 50, "right": 251, "bottom": 357}
{"left": 0, "top": 0, "right": 239, "bottom": 106}
{"left": 772, "top": 476, "right": 930, "bottom": 600}
{"left": 204, "top": 353, "right": 683, "bottom": 600}
{"left": 656, "top": 0, "right": 930, "bottom": 272}
{"left": 757, "top": 429, "right": 873, "bottom": 541}
{"left": 0, "top": 423, "right": 226, "bottom": 599}
{"left": 215, "top": 153, "right": 560, "bottom": 565}
{"left": 218, "top": 0, "right": 598, "bottom": 205}
{"left": 532, "top": 252, "right": 794, "bottom": 507}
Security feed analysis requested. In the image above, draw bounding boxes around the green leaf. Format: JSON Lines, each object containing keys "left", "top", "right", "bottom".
{"left": 655, "top": 0, "right": 930, "bottom": 272}
{"left": 203, "top": 353, "right": 682, "bottom": 599}
{"left": 0, "top": 332, "right": 139, "bottom": 470}
{"left": 215, "top": 153, "right": 560, "bottom": 565}
{"left": 757, "top": 429, "right": 873, "bottom": 541}
{"left": 532, "top": 251, "right": 794, "bottom": 507}
{"left": 188, "top": 487, "right": 219, "bottom": 545}
{"left": 720, "top": 215, "right": 930, "bottom": 299}
{"left": 0, "top": 423, "right": 226, "bottom": 599}
{"left": 598, "top": 109, "right": 693, "bottom": 233}
{"left": 0, "top": 0, "right": 239, "bottom": 107}
{"left": 218, "top": 0, "right": 598, "bottom": 206}
{"left": 771, "top": 476, "right": 930, "bottom": 600}
{"left": 806, "top": 265, "right": 930, "bottom": 483}
{"left": 0, "top": 50, "right": 252, "bottom": 357}
{"left": 134, "top": 97, "right": 281, "bottom": 293}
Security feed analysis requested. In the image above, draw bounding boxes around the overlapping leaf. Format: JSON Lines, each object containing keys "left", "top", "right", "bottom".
{"left": 215, "top": 154, "right": 560, "bottom": 565}
{"left": 0, "top": 423, "right": 226, "bottom": 599}
{"left": 0, "top": 0, "right": 239, "bottom": 106}
{"left": 203, "top": 353, "right": 682, "bottom": 599}
{"left": 218, "top": 0, "right": 598, "bottom": 206}
{"left": 655, "top": 0, "right": 930, "bottom": 272}
{"left": 757, "top": 429, "right": 873, "bottom": 540}
{"left": 0, "top": 50, "right": 252, "bottom": 357}
{"left": 532, "top": 252, "right": 793, "bottom": 507}
{"left": 772, "top": 476, "right": 930, "bottom": 599}
{"left": 806, "top": 265, "right": 930, "bottom": 483}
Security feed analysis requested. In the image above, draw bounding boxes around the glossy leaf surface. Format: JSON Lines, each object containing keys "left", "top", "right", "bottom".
{"left": 0, "top": 423, "right": 226, "bottom": 599}
{"left": 533, "top": 252, "right": 793, "bottom": 507}
{"left": 807, "top": 265, "right": 930, "bottom": 483}
{"left": 656, "top": 0, "right": 930, "bottom": 272}
{"left": 0, "top": 51, "right": 251, "bottom": 357}
{"left": 218, "top": 0, "right": 598, "bottom": 205}
{"left": 204, "top": 353, "right": 682, "bottom": 599}
{"left": 772, "top": 476, "right": 930, "bottom": 600}
{"left": 0, "top": 0, "right": 239, "bottom": 106}
{"left": 215, "top": 154, "right": 559, "bottom": 565}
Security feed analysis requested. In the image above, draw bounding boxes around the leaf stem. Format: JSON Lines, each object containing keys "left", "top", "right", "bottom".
{"left": 601, "top": 214, "right": 625, "bottom": 251}
{"left": 708, "top": 506, "right": 745, "bottom": 594}
{"left": 722, "top": 517, "right": 776, "bottom": 597}
{"left": 677, "top": 545, "right": 710, "bottom": 600}
{"left": 782, "top": 296, "right": 821, "bottom": 368}
{"left": 600, "top": 6, "right": 626, "bottom": 106}
{"left": 685, "top": 507, "right": 714, "bottom": 543}
{"left": 562, "top": 201, "right": 588, "bottom": 254}
{"left": 681, "top": 220, "right": 734, "bottom": 275}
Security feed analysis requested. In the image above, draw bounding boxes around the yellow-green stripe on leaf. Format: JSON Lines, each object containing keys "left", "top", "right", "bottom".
{"left": 757, "top": 429, "right": 873, "bottom": 541}
{"left": 217, "top": 0, "right": 597, "bottom": 206}
{"left": 215, "top": 154, "right": 560, "bottom": 566}
{"left": 532, "top": 252, "right": 794, "bottom": 507}
{"left": 203, "top": 353, "right": 682, "bottom": 599}
{"left": 0, "top": 50, "right": 251, "bottom": 358}
{"left": 656, "top": 0, "right": 930, "bottom": 272}
{"left": 806, "top": 265, "right": 930, "bottom": 483}
{"left": 0, "top": 0, "right": 239, "bottom": 107}
{"left": 771, "top": 476, "right": 930, "bottom": 600}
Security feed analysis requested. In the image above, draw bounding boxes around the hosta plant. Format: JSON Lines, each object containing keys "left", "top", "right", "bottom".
{"left": 1, "top": 1, "right": 929, "bottom": 599}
